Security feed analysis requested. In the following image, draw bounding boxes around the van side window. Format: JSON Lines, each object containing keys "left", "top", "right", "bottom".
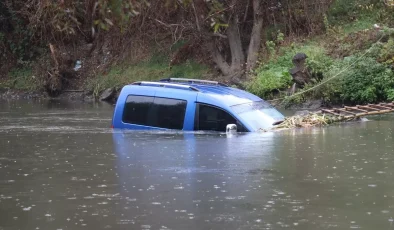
{"left": 195, "top": 104, "right": 246, "bottom": 132}
{"left": 150, "top": 97, "right": 187, "bottom": 129}
{"left": 123, "top": 95, "right": 154, "bottom": 126}
{"left": 123, "top": 95, "right": 187, "bottom": 129}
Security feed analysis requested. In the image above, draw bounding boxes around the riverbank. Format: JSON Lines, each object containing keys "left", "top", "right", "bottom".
{"left": 0, "top": 88, "right": 344, "bottom": 114}
{"left": 1, "top": 1, "right": 393, "bottom": 109}
{"left": 0, "top": 89, "right": 96, "bottom": 102}
{"left": 0, "top": 89, "right": 44, "bottom": 100}
{"left": 2, "top": 26, "right": 393, "bottom": 109}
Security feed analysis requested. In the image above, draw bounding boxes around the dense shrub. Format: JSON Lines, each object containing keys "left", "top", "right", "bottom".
{"left": 327, "top": 0, "right": 382, "bottom": 24}
{"left": 340, "top": 56, "right": 394, "bottom": 103}
{"left": 288, "top": 55, "right": 394, "bottom": 105}
{"left": 246, "top": 67, "right": 292, "bottom": 99}
{"left": 378, "top": 38, "right": 394, "bottom": 65}
{"left": 249, "top": 35, "right": 394, "bottom": 105}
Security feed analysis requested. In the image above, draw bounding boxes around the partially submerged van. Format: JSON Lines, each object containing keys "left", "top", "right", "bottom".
{"left": 112, "top": 78, "right": 285, "bottom": 132}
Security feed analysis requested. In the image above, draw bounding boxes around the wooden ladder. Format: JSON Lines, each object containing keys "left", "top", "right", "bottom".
{"left": 320, "top": 102, "right": 394, "bottom": 119}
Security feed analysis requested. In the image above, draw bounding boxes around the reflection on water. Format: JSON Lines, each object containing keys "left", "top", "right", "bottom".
{"left": 0, "top": 99, "right": 394, "bottom": 230}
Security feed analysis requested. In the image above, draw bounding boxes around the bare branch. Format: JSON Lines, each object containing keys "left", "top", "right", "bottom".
{"left": 202, "top": 32, "right": 228, "bottom": 39}
{"left": 191, "top": 0, "right": 201, "bottom": 32}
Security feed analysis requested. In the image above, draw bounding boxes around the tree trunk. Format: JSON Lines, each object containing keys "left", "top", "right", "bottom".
{"left": 227, "top": 16, "right": 245, "bottom": 73}
{"left": 208, "top": 16, "right": 245, "bottom": 77}
{"left": 246, "top": 0, "right": 264, "bottom": 72}
{"left": 209, "top": 41, "right": 231, "bottom": 76}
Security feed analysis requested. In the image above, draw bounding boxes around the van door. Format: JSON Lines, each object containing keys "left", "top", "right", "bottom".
{"left": 154, "top": 89, "right": 198, "bottom": 131}
{"left": 194, "top": 103, "right": 249, "bottom": 132}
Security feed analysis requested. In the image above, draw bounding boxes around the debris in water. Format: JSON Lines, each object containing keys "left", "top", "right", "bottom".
{"left": 23, "top": 207, "right": 32, "bottom": 211}
{"left": 74, "top": 60, "right": 82, "bottom": 71}
{"left": 273, "top": 113, "right": 338, "bottom": 129}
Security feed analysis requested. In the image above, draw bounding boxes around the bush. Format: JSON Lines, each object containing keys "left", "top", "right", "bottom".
{"left": 327, "top": 0, "right": 382, "bottom": 24}
{"left": 379, "top": 38, "right": 394, "bottom": 65}
{"left": 246, "top": 68, "right": 292, "bottom": 99}
{"left": 340, "top": 56, "right": 394, "bottom": 103}
{"left": 288, "top": 56, "right": 394, "bottom": 105}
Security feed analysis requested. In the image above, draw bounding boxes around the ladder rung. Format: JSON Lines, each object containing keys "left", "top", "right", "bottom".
{"left": 369, "top": 104, "right": 393, "bottom": 110}
{"left": 380, "top": 103, "right": 394, "bottom": 108}
{"left": 344, "top": 106, "right": 368, "bottom": 113}
{"left": 335, "top": 108, "right": 357, "bottom": 115}
{"left": 357, "top": 105, "right": 379, "bottom": 111}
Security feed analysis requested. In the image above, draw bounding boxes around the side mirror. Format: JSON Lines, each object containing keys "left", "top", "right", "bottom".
{"left": 226, "top": 124, "right": 237, "bottom": 133}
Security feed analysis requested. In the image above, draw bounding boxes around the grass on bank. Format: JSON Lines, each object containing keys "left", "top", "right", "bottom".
{"left": 86, "top": 55, "right": 209, "bottom": 97}
{"left": 0, "top": 67, "right": 41, "bottom": 92}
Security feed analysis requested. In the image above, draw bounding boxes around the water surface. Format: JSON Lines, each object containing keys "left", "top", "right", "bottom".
{"left": 1, "top": 100, "right": 394, "bottom": 230}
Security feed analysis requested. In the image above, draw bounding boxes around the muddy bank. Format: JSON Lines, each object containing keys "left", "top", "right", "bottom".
{"left": 0, "top": 89, "right": 45, "bottom": 100}
{"left": 0, "top": 89, "right": 95, "bottom": 103}
{"left": 272, "top": 99, "right": 333, "bottom": 113}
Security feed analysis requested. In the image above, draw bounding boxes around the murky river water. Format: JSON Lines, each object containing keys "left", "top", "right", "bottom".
{"left": 1, "top": 100, "right": 394, "bottom": 230}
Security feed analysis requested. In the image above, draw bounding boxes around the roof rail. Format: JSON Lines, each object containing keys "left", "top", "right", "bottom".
{"left": 132, "top": 81, "right": 200, "bottom": 92}
{"left": 160, "top": 78, "right": 229, "bottom": 87}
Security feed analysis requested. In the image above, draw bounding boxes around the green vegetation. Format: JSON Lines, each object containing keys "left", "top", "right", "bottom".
{"left": 249, "top": 0, "right": 394, "bottom": 106}
{"left": 327, "top": 0, "right": 381, "bottom": 33}
{"left": 246, "top": 44, "right": 332, "bottom": 99}
{"left": 87, "top": 55, "right": 208, "bottom": 97}
{"left": 0, "top": 67, "right": 40, "bottom": 91}
{"left": 1, "top": 0, "right": 394, "bottom": 107}
{"left": 340, "top": 57, "right": 394, "bottom": 103}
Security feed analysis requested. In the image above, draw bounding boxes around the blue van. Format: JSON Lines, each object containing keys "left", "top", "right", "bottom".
{"left": 111, "top": 78, "right": 285, "bottom": 132}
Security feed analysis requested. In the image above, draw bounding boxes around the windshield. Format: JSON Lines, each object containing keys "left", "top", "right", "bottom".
{"left": 231, "top": 101, "right": 284, "bottom": 131}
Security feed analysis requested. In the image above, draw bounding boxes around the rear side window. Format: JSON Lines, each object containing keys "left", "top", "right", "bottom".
{"left": 123, "top": 95, "right": 154, "bottom": 126}
{"left": 194, "top": 104, "right": 247, "bottom": 132}
{"left": 122, "top": 95, "right": 187, "bottom": 129}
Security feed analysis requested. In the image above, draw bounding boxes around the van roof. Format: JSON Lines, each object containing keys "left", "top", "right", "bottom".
{"left": 129, "top": 78, "right": 263, "bottom": 107}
